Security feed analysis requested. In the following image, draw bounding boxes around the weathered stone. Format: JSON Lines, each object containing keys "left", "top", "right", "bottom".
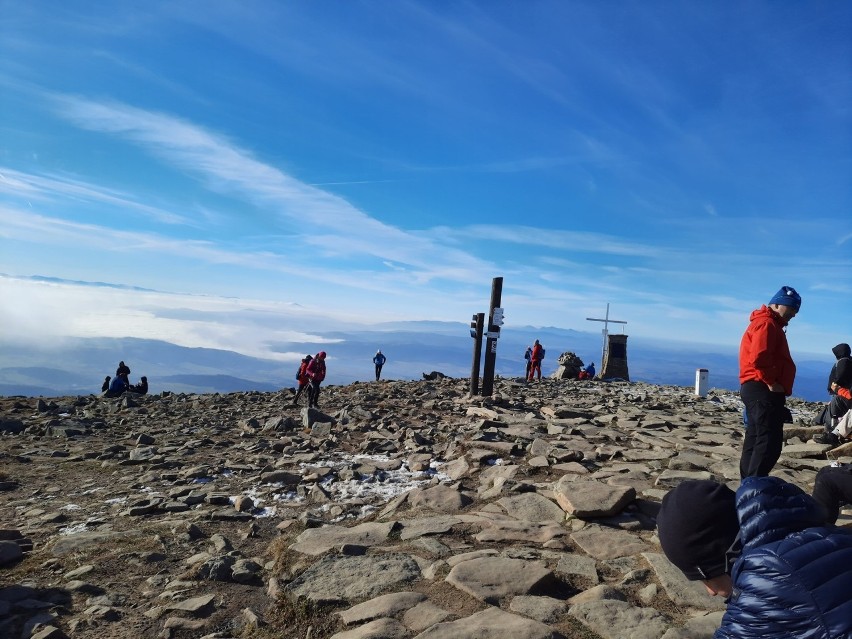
{"left": 571, "top": 526, "right": 650, "bottom": 560}
{"left": 410, "top": 484, "right": 473, "bottom": 512}
{"left": 284, "top": 553, "right": 422, "bottom": 604}
{"left": 399, "top": 516, "right": 461, "bottom": 541}
{"left": 338, "top": 592, "right": 426, "bottom": 625}
{"left": 569, "top": 599, "right": 669, "bottom": 639}
{"left": 165, "top": 593, "right": 217, "bottom": 616}
{"left": 474, "top": 520, "right": 567, "bottom": 544}
{"left": 497, "top": 492, "right": 564, "bottom": 523}
{"left": 508, "top": 595, "right": 566, "bottom": 623}
{"left": 413, "top": 606, "right": 558, "bottom": 639}
{"left": 445, "top": 556, "right": 555, "bottom": 604}
{"left": 643, "top": 552, "right": 725, "bottom": 612}
{"left": 402, "top": 601, "right": 453, "bottom": 632}
{"left": 330, "top": 618, "right": 408, "bottom": 639}
{"left": 290, "top": 521, "right": 397, "bottom": 555}
{"left": 553, "top": 478, "right": 635, "bottom": 518}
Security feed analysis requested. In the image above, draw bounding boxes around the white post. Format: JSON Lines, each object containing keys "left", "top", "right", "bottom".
{"left": 695, "top": 368, "right": 709, "bottom": 396}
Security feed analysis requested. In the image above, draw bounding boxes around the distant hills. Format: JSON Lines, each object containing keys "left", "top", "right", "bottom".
{"left": 0, "top": 321, "right": 833, "bottom": 402}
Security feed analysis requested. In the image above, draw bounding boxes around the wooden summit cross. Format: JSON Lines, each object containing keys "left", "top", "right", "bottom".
{"left": 586, "top": 303, "right": 627, "bottom": 368}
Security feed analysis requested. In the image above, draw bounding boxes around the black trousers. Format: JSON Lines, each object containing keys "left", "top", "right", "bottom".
{"left": 813, "top": 465, "right": 852, "bottom": 524}
{"left": 375, "top": 364, "right": 383, "bottom": 381}
{"left": 309, "top": 380, "right": 322, "bottom": 406}
{"left": 740, "top": 380, "right": 787, "bottom": 478}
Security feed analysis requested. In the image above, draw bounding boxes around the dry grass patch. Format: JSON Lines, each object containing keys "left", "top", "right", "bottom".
{"left": 251, "top": 594, "right": 341, "bottom": 639}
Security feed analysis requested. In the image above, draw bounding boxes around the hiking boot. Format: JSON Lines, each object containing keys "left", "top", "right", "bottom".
{"left": 814, "top": 432, "right": 840, "bottom": 446}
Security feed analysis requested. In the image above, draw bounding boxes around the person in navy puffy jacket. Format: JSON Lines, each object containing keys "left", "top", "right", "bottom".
{"left": 657, "top": 477, "right": 852, "bottom": 638}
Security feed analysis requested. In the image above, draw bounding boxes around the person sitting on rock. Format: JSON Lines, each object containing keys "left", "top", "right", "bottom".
{"left": 116, "top": 361, "right": 131, "bottom": 387}
{"left": 101, "top": 375, "right": 111, "bottom": 392}
{"left": 131, "top": 376, "right": 148, "bottom": 394}
{"left": 105, "top": 375, "right": 128, "bottom": 398}
{"left": 815, "top": 343, "right": 852, "bottom": 445}
{"left": 292, "top": 355, "right": 313, "bottom": 405}
{"left": 812, "top": 463, "right": 852, "bottom": 525}
{"left": 578, "top": 362, "right": 596, "bottom": 380}
{"left": 656, "top": 477, "right": 852, "bottom": 638}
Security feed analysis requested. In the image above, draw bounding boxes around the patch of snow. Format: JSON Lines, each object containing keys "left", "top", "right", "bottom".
{"left": 59, "top": 522, "right": 89, "bottom": 535}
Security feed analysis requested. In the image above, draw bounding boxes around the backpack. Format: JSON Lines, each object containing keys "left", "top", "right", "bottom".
{"left": 540, "top": 347, "right": 545, "bottom": 360}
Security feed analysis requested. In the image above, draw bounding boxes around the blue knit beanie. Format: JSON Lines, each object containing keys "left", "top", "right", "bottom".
{"left": 769, "top": 285, "right": 801, "bottom": 311}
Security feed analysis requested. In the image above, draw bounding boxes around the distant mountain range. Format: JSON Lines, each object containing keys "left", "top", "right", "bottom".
{"left": 0, "top": 321, "right": 833, "bottom": 402}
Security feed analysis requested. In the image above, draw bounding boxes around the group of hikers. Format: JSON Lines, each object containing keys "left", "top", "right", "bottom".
{"left": 656, "top": 285, "right": 852, "bottom": 638}
{"left": 524, "top": 340, "right": 595, "bottom": 381}
{"left": 92, "top": 286, "right": 852, "bottom": 635}
{"left": 291, "top": 349, "right": 389, "bottom": 408}
{"left": 101, "top": 361, "right": 148, "bottom": 397}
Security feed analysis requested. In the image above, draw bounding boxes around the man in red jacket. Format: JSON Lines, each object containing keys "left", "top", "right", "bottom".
{"left": 528, "top": 340, "right": 544, "bottom": 381}
{"left": 738, "top": 285, "right": 801, "bottom": 478}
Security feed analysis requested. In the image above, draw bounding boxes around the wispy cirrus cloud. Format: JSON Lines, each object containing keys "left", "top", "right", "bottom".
{"left": 0, "top": 167, "right": 192, "bottom": 225}
{"left": 444, "top": 224, "right": 667, "bottom": 259}
{"left": 48, "top": 94, "right": 493, "bottom": 279}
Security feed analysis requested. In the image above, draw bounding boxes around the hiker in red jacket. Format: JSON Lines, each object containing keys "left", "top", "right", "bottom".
{"left": 738, "top": 286, "right": 800, "bottom": 478}
{"left": 306, "top": 351, "right": 327, "bottom": 408}
{"left": 292, "top": 354, "right": 313, "bottom": 405}
{"left": 528, "top": 340, "right": 544, "bottom": 381}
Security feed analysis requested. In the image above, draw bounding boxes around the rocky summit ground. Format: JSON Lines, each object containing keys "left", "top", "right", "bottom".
{"left": 1, "top": 377, "right": 851, "bottom": 639}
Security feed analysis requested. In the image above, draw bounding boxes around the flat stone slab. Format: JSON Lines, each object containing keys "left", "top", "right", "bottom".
{"left": 667, "top": 452, "right": 714, "bottom": 471}
{"left": 445, "top": 556, "right": 554, "bottom": 604}
{"left": 413, "top": 606, "right": 558, "bottom": 639}
{"left": 654, "top": 469, "right": 713, "bottom": 488}
{"left": 290, "top": 521, "right": 397, "bottom": 556}
{"left": 474, "top": 520, "right": 567, "bottom": 544}
{"left": 570, "top": 526, "right": 650, "bottom": 560}
{"left": 661, "top": 611, "right": 725, "bottom": 639}
{"left": 165, "top": 593, "right": 217, "bottom": 616}
{"left": 51, "top": 530, "right": 141, "bottom": 557}
{"left": 497, "top": 492, "right": 565, "bottom": 522}
{"left": 338, "top": 592, "right": 426, "bottom": 626}
{"left": 399, "top": 516, "right": 462, "bottom": 541}
{"left": 410, "top": 485, "right": 473, "bottom": 512}
{"left": 284, "top": 553, "right": 422, "bottom": 604}
{"left": 554, "top": 554, "right": 599, "bottom": 584}
{"left": 553, "top": 478, "right": 635, "bottom": 518}
{"left": 402, "top": 601, "right": 453, "bottom": 632}
{"left": 781, "top": 443, "right": 833, "bottom": 459}
{"left": 569, "top": 599, "right": 669, "bottom": 639}
{"left": 508, "top": 595, "right": 566, "bottom": 623}
{"left": 330, "top": 618, "right": 408, "bottom": 639}
{"left": 643, "top": 552, "right": 725, "bottom": 612}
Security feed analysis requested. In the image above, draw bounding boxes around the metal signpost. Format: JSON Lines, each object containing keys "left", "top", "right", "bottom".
{"left": 481, "top": 277, "right": 503, "bottom": 396}
{"left": 469, "top": 312, "right": 485, "bottom": 395}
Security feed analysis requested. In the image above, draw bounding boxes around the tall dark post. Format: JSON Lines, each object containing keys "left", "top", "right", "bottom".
{"left": 469, "top": 312, "right": 484, "bottom": 396}
{"left": 481, "top": 277, "right": 503, "bottom": 396}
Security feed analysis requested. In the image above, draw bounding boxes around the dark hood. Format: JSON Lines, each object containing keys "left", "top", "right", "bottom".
{"left": 833, "top": 343, "right": 851, "bottom": 359}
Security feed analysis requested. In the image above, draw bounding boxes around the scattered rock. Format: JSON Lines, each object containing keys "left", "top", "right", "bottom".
{"left": 0, "top": 378, "right": 842, "bottom": 638}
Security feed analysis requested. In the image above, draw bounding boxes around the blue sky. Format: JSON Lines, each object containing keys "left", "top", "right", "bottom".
{"left": 1, "top": 1, "right": 850, "bottom": 365}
